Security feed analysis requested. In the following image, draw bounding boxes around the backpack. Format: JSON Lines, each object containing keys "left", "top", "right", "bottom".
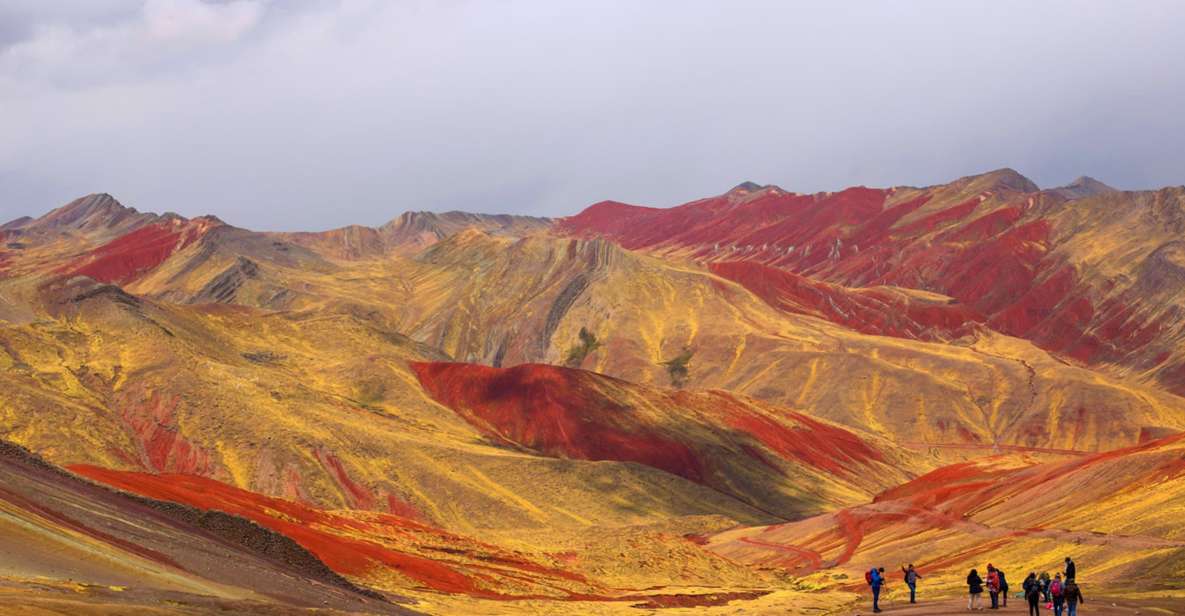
{"left": 1050, "top": 579, "right": 1063, "bottom": 598}
{"left": 865, "top": 569, "right": 874, "bottom": 585}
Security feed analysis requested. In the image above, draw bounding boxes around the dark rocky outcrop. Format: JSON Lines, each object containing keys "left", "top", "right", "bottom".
{"left": 194, "top": 257, "right": 260, "bottom": 304}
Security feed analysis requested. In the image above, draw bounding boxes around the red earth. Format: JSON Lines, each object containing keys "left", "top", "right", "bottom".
{"left": 709, "top": 260, "right": 984, "bottom": 341}
{"left": 559, "top": 175, "right": 1185, "bottom": 393}
{"left": 68, "top": 220, "right": 211, "bottom": 284}
{"left": 410, "top": 361, "right": 706, "bottom": 482}
{"left": 70, "top": 465, "right": 591, "bottom": 600}
{"left": 411, "top": 362, "right": 909, "bottom": 507}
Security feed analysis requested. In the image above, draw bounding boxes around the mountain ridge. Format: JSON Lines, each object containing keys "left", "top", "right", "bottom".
{"left": 3, "top": 169, "right": 1185, "bottom": 612}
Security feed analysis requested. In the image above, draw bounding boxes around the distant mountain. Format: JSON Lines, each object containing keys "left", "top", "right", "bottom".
{"left": 279, "top": 210, "right": 552, "bottom": 259}
{"left": 14, "top": 193, "right": 166, "bottom": 235}
{"left": 560, "top": 169, "right": 1185, "bottom": 397}
{"left": 1049, "top": 175, "right": 1119, "bottom": 199}
{"left": 0, "top": 215, "right": 34, "bottom": 230}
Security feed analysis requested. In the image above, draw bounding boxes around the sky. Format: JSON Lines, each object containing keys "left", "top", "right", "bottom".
{"left": 2, "top": 1, "right": 1184, "bottom": 231}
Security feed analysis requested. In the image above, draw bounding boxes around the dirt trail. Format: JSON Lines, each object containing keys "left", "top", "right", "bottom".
{"left": 845, "top": 596, "right": 1183, "bottom": 615}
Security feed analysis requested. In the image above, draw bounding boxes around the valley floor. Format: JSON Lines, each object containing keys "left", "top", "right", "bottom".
{"left": 6, "top": 583, "right": 1183, "bottom": 616}
{"left": 842, "top": 594, "right": 1185, "bottom": 616}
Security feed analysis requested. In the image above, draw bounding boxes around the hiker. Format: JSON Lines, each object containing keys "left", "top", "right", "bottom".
{"left": 1023, "top": 572, "right": 1042, "bottom": 616}
{"left": 1063, "top": 579, "right": 1085, "bottom": 616}
{"left": 986, "top": 564, "right": 1001, "bottom": 609}
{"left": 901, "top": 563, "right": 922, "bottom": 604}
{"left": 967, "top": 568, "right": 984, "bottom": 610}
{"left": 1039, "top": 571, "right": 1052, "bottom": 601}
{"left": 1064, "top": 556, "right": 1076, "bottom": 582}
{"left": 997, "top": 567, "right": 1009, "bottom": 607}
{"left": 1050, "top": 572, "right": 1066, "bottom": 616}
{"left": 867, "top": 566, "right": 886, "bottom": 613}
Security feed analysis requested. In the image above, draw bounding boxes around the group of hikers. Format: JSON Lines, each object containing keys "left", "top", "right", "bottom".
{"left": 865, "top": 557, "right": 1084, "bottom": 614}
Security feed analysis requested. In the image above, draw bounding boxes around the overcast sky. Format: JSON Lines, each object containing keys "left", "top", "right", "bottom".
{"left": 2, "top": 1, "right": 1184, "bottom": 230}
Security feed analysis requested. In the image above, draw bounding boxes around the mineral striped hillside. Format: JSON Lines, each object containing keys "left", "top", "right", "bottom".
{"left": 2, "top": 169, "right": 1184, "bottom": 613}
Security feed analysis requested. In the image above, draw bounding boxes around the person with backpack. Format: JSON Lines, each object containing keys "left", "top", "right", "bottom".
{"left": 1023, "top": 572, "right": 1042, "bottom": 616}
{"left": 1039, "top": 571, "right": 1052, "bottom": 602}
{"left": 866, "top": 566, "right": 886, "bottom": 613}
{"left": 1050, "top": 572, "right": 1066, "bottom": 616}
{"left": 997, "top": 567, "right": 1009, "bottom": 607}
{"left": 1063, "top": 579, "right": 1085, "bottom": 616}
{"left": 986, "top": 564, "right": 1001, "bottom": 609}
{"left": 1064, "top": 556, "right": 1076, "bottom": 581}
{"left": 901, "top": 563, "right": 922, "bottom": 604}
{"left": 967, "top": 568, "right": 984, "bottom": 610}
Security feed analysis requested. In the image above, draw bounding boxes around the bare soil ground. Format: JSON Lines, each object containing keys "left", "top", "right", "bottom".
{"left": 844, "top": 596, "right": 1183, "bottom": 615}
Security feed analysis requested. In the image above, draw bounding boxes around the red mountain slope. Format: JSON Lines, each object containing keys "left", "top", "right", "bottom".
{"left": 71, "top": 465, "right": 598, "bottom": 600}
{"left": 560, "top": 171, "right": 1185, "bottom": 394}
{"left": 68, "top": 464, "right": 835, "bottom": 611}
{"left": 411, "top": 361, "right": 918, "bottom": 512}
{"left": 708, "top": 261, "right": 984, "bottom": 341}
{"left": 67, "top": 218, "right": 218, "bottom": 284}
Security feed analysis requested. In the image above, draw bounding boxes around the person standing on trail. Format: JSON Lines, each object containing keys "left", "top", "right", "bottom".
{"left": 1064, "top": 556, "right": 1077, "bottom": 582}
{"left": 1050, "top": 573, "right": 1066, "bottom": 616}
{"left": 1063, "top": 579, "right": 1085, "bottom": 616}
{"left": 1023, "top": 572, "right": 1042, "bottom": 616}
{"left": 986, "top": 564, "right": 1001, "bottom": 609}
{"left": 868, "top": 566, "right": 886, "bottom": 613}
{"left": 997, "top": 567, "right": 1009, "bottom": 607}
{"left": 967, "top": 568, "right": 985, "bottom": 610}
{"left": 901, "top": 563, "right": 922, "bottom": 604}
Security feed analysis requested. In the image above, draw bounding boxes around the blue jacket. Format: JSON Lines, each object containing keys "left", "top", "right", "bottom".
{"left": 870, "top": 568, "right": 885, "bottom": 588}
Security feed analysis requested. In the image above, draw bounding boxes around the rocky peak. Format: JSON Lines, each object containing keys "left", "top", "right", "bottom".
{"left": 957, "top": 168, "right": 1041, "bottom": 194}
{"left": 1050, "top": 176, "right": 1119, "bottom": 200}
{"left": 729, "top": 181, "right": 766, "bottom": 194}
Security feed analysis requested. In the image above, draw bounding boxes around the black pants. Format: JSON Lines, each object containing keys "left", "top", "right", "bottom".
{"left": 1029, "top": 595, "right": 1041, "bottom": 616}
{"left": 990, "top": 591, "right": 999, "bottom": 608}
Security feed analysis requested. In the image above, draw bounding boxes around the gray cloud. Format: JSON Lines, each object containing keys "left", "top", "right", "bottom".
{"left": 2, "top": 0, "right": 1184, "bottom": 231}
{"left": 0, "top": 1, "right": 137, "bottom": 47}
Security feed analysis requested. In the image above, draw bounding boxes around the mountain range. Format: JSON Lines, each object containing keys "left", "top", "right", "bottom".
{"left": 2, "top": 169, "right": 1184, "bottom": 614}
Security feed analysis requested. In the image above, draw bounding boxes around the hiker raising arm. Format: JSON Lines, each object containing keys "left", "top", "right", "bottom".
{"left": 901, "top": 564, "right": 921, "bottom": 604}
